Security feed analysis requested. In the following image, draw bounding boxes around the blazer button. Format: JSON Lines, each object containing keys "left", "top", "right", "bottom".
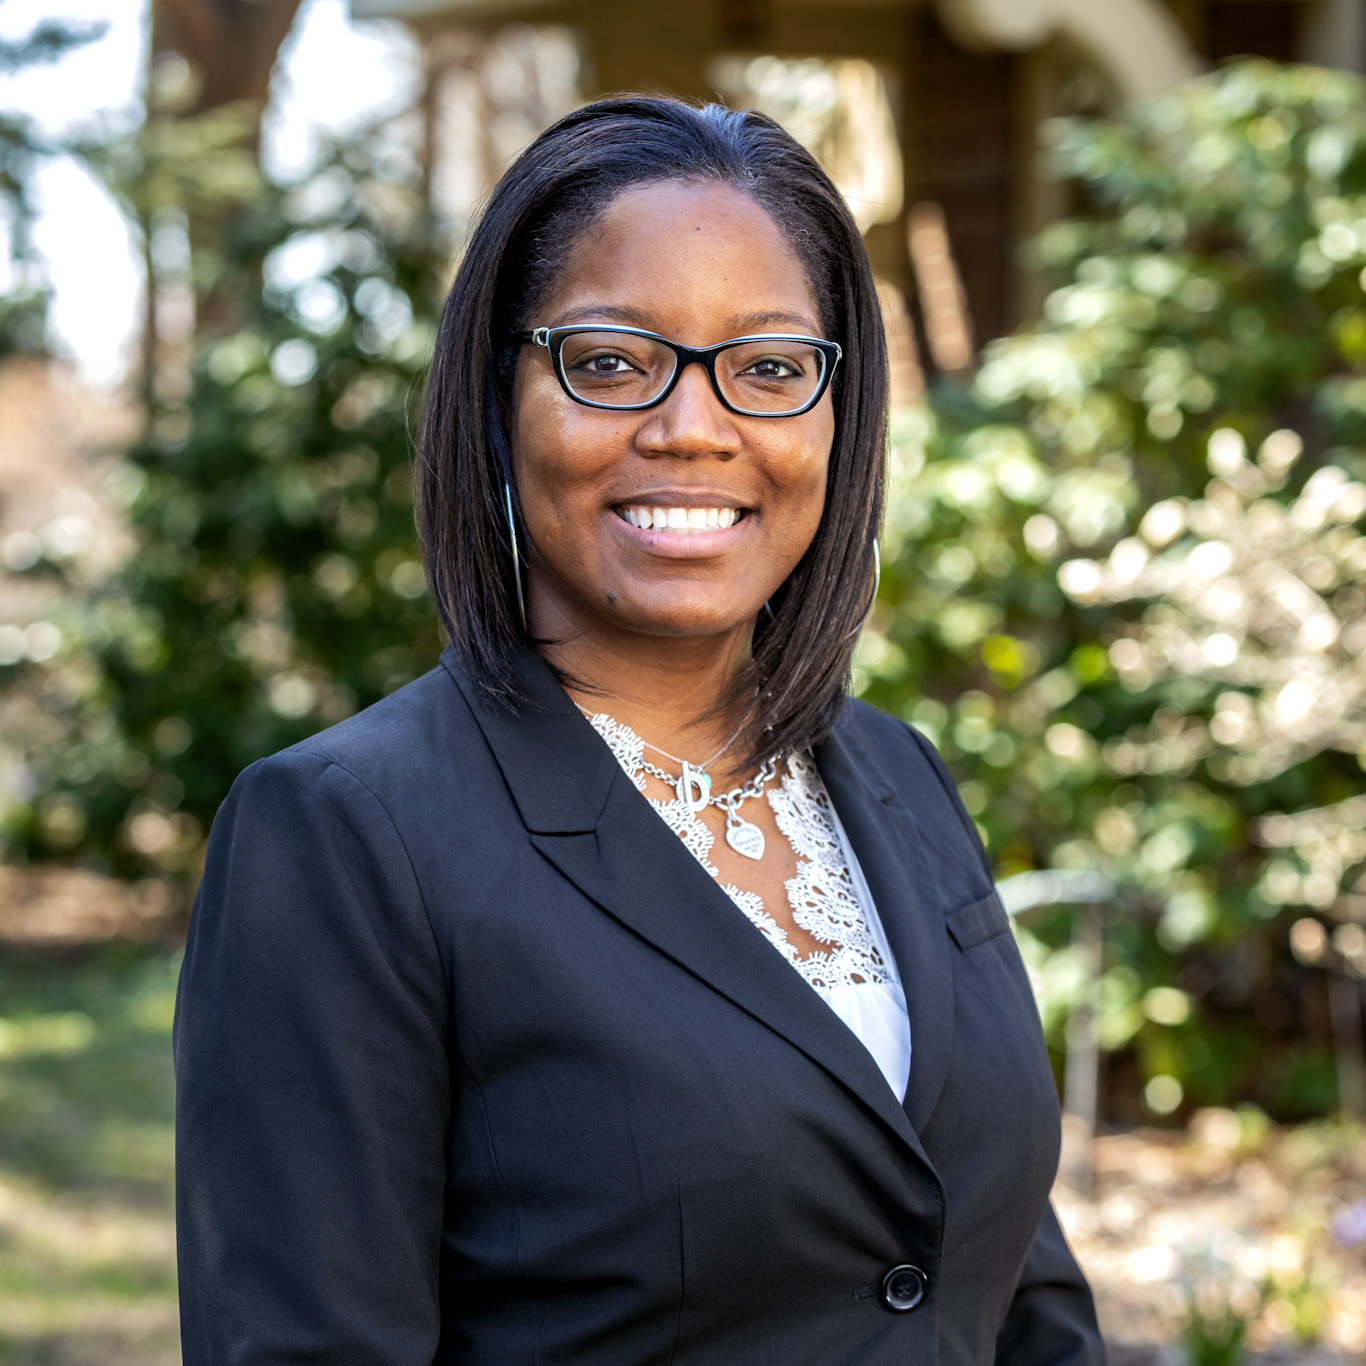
{"left": 880, "top": 1263, "right": 927, "bottom": 1312}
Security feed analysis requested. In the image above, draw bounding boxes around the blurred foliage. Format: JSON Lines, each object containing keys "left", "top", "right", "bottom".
{"left": 0, "top": 285, "right": 47, "bottom": 363}
{"left": 0, "top": 6, "right": 103, "bottom": 360}
{"left": 3, "top": 59, "right": 1366, "bottom": 1121}
{"left": 0, "top": 11, "right": 104, "bottom": 74}
{"left": 1180, "top": 1278, "right": 1261, "bottom": 1366}
{"left": 858, "top": 60, "right": 1366, "bottom": 1120}
{"left": 0, "top": 105, "right": 441, "bottom": 878}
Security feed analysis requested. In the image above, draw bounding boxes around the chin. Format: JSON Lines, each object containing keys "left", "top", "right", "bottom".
{"left": 616, "top": 595, "right": 754, "bottom": 639}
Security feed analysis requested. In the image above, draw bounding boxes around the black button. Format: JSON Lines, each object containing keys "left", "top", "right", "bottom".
{"left": 880, "top": 1263, "right": 927, "bottom": 1312}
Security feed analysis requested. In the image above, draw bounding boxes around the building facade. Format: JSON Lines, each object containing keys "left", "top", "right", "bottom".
{"left": 351, "top": 0, "right": 1366, "bottom": 367}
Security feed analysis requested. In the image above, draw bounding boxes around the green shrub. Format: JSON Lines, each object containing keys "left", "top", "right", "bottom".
{"left": 863, "top": 61, "right": 1366, "bottom": 1118}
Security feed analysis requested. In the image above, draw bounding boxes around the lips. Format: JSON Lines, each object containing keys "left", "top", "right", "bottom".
{"left": 615, "top": 505, "right": 744, "bottom": 533}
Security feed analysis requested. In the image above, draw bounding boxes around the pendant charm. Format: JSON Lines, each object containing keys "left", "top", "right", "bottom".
{"left": 677, "top": 762, "right": 711, "bottom": 813}
{"left": 725, "top": 814, "right": 766, "bottom": 861}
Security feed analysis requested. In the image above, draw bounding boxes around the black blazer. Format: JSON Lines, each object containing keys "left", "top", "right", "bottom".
{"left": 175, "top": 647, "right": 1104, "bottom": 1366}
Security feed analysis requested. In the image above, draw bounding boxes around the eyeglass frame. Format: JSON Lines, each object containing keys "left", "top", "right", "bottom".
{"left": 516, "top": 324, "right": 842, "bottom": 418}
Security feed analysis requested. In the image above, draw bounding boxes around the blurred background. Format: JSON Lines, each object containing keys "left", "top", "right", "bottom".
{"left": 2, "top": 0, "right": 1366, "bottom": 1361}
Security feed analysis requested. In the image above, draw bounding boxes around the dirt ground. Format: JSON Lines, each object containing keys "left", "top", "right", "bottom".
{"left": 0, "top": 866, "right": 182, "bottom": 947}
{"left": 1058, "top": 1118, "right": 1366, "bottom": 1364}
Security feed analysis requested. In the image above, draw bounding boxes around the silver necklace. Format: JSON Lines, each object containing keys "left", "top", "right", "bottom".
{"left": 576, "top": 706, "right": 779, "bottom": 860}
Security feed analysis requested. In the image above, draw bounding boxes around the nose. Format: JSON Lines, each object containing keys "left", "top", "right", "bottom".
{"left": 635, "top": 360, "right": 742, "bottom": 460}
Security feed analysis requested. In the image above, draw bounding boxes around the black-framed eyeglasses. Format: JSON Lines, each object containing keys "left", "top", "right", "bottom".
{"left": 517, "top": 325, "right": 841, "bottom": 417}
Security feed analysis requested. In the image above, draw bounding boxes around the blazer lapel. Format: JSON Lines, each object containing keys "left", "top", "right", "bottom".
{"left": 443, "top": 647, "right": 927, "bottom": 1161}
{"left": 815, "top": 716, "right": 957, "bottom": 1136}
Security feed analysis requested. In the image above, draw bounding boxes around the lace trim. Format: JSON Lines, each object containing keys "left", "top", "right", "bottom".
{"left": 767, "top": 751, "right": 891, "bottom": 990}
{"left": 582, "top": 712, "right": 890, "bottom": 989}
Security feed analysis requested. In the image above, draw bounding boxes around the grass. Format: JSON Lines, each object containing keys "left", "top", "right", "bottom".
{"left": 0, "top": 943, "right": 180, "bottom": 1365}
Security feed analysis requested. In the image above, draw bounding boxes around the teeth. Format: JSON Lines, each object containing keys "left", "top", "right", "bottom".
{"left": 618, "top": 505, "right": 743, "bottom": 533}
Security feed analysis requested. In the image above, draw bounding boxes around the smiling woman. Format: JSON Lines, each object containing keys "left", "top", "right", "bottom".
{"left": 173, "top": 96, "right": 1105, "bottom": 1366}
{"left": 418, "top": 98, "right": 889, "bottom": 770}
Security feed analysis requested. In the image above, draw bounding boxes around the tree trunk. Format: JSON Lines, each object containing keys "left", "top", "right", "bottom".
{"left": 151, "top": 0, "right": 303, "bottom": 118}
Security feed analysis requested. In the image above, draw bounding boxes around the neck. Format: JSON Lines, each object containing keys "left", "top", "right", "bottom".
{"left": 529, "top": 585, "right": 759, "bottom": 783}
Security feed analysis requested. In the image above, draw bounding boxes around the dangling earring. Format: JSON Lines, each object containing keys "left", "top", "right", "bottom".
{"left": 846, "top": 538, "right": 881, "bottom": 641}
{"left": 504, "top": 480, "right": 527, "bottom": 634}
{"left": 762, "top": 601, "right": 776, "bottom": 621}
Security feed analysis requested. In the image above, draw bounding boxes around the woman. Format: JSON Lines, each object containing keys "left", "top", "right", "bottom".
{"left": 175, "top": 96, "right": 1104, "bottom": 1366}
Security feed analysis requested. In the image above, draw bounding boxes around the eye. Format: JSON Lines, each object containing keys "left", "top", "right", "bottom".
{"left": 743, "top": 355, "right": 803, "bottom": 380}
{"left": 570, "top": 351, "right": 639, "bottom": 375}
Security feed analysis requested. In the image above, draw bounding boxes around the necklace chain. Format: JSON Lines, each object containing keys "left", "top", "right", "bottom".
{"left": 575, "top": 704, "right": 780, "bottom": 815}
{"left": 635, "top": 730, "right": 728, "bottom": 773}
{"left": 637, "top": 753, "right": 779, "bottom": 813}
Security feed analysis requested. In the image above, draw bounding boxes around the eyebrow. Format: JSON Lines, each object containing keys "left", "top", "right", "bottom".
{"left": 545, "top": 304, "right": 824, "bottom": 335}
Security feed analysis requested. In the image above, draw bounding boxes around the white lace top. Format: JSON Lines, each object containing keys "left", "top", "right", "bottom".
{"left": 585, "top": 713, "right": 912, "bottom": 1100}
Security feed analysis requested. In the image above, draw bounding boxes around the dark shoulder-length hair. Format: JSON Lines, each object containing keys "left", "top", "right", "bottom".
{"left": 416, "top": 94, "right": 887, "bottom": 764}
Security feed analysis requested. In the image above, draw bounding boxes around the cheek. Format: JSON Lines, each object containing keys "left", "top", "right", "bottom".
{"left": 514, "top": 385, "right": 603, "bottom": 501}
{"left": 773, "top": 416, "right": 834, "bottom": 522}
{"left": 512, "top": 369, "right": 570, "bottom": 477}
{"left": 512, "top": 399, "right": 638, "bottom": 566}
{"left": 789, "top": 419, "right": 836, "bottom": 559}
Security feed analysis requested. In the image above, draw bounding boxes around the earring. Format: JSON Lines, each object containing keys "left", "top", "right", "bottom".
{"left": 846, "top": 538, "right": 881, "bottom": 641}
{"left": 504, "top": 479, "right": 527, "bottom": 634}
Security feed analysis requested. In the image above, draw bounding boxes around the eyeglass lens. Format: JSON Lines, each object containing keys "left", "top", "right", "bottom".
{"left": 556, "top": 331, "right": 827, "bottom": 413}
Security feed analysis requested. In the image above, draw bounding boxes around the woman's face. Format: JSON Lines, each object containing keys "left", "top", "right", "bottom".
{"left": 511, "top": 180, "right": 835, "bottom": 645}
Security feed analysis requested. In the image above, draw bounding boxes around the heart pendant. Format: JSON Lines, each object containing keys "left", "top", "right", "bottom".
{"left": 725, "top": 817, "right": 765, "bottom": 861}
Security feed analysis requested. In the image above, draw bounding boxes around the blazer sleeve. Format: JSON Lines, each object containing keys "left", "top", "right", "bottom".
{"left": 996, "top": 1201, "right": 1106, "bottom": 1366}
{"left": 174, "top": 750, "right": 451, "bottom": 1366}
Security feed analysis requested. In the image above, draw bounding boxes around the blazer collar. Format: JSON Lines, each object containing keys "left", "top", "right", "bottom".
{"left": 441, "top": 644, "right": 618, "bottom": 835}
{"left": 444, "top": 646, "right": 944, "bottom": 1166}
